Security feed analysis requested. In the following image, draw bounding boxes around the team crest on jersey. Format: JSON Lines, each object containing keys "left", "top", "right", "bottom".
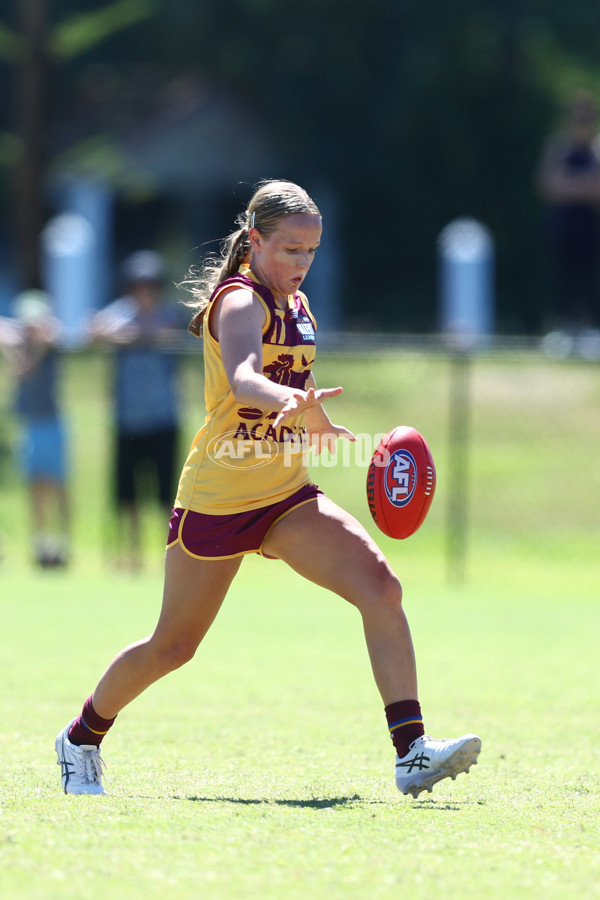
{"left": 263, "top": 354, "right": 311, "bottom": 388}
{"left": 384, "top": 449, "right": 417, "bottom": 507}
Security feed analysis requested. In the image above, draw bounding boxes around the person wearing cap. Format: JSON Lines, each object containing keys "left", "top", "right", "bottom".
{"left": 88, "top": 251, "right": 183, "bottom": 568}
{"left": 0, "top": 290, "right": 70, "bottom": 567}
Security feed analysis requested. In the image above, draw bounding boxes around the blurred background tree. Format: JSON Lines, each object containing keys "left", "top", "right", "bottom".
{"left": 0, "top": 0, "right": 155, "bottom": 290}
{"left": 2, "top": 0, "right": 600, "bottom": 332}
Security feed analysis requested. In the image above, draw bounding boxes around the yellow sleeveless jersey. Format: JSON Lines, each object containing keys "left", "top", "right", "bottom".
{"left": 174, "top": 265, "right": 317, "bottom": 514}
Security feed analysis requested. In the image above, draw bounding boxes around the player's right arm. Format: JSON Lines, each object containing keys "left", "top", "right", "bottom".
{"left": 215, "top": 288, "right": 341, "bottom": 415}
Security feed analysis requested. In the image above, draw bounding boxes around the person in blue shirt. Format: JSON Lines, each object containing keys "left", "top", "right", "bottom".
{"left": 0, "top": 290, "right": 70, "bottom": 567}
{"left": 89, "top": 251, "right": 182, "bottom": 568}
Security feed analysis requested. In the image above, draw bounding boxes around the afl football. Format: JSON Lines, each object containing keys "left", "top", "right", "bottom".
{"left": 366, "top": 426, "right": 436, "bottom": 539}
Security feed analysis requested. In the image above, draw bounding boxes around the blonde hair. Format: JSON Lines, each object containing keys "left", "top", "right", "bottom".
{"left": 182, "top": 179, "right": 320, "bottom": 336}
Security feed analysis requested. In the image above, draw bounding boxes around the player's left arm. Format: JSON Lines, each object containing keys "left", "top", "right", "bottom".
{"left": 303, "top": 372, "right": 355, "bottom": 455}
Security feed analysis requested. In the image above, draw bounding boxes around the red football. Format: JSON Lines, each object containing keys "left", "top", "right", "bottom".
{"left": 366, "top": 426, "right": 436, "bottom": 539}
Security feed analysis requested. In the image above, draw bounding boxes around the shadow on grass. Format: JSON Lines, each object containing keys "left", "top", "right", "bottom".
{"left": 412, "top": 798, "right": 487, "bottom": 811}
{"left": 178, "top": 794, "right": 485, "bottom": 810}
{"left": 180, "top": 793, "right": 368, "bottom": 809}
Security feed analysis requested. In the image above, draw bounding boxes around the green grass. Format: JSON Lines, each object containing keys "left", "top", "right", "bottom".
{"left": 0, "top": 558, "right": 598, "bottom": 900}
{"left": 1, "top": 348, "right": 599, "bottom": 898}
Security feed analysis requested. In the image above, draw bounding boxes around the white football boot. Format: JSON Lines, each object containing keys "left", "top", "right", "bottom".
{"left": 55, "top": 720, "right": 106, "bottom": 795}
{"left": 395, "top": 733, "right": 482, "bottom": 798}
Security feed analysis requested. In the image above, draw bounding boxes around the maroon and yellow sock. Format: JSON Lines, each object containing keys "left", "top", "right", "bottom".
{"left": 385, "top": 699, "right": 425, "bottom": 758}
{"left": 68, "top": 695, "right": 117, "bottom": 747}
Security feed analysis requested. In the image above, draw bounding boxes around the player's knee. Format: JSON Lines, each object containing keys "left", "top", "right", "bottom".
{"left": 352, "top": 564, "right": 403, "bottom": 615}
{"left": 376, "top": 569, "right": 403, "bottom": 612}
{"left": 155, "top": 638, "right": 199, "bottom": 673}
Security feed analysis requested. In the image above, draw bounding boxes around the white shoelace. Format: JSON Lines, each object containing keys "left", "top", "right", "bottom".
{"left": 81, "top": 747, "right": 106, "bottom": 784}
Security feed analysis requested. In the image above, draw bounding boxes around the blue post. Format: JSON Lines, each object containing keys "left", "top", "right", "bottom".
{"left": 438, "top": 217, "right": 494, "bottom": 348}
{"left": 41, "top": 178, "right": 113, "bottom": 347}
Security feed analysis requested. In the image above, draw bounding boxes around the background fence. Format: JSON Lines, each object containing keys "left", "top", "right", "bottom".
{"left": 0, "top": 342, "right": 598, "bottom": 593}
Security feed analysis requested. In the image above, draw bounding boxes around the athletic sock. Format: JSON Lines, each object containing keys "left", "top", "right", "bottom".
{"left": 68, "top": 695, "right": 117, "bottom": 747}
{"left": 385, "top": 699, "right": 425, "bottom": 758}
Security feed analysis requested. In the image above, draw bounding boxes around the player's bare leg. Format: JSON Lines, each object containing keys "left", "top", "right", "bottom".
{"left": 263, "top": 495, "right": 482, "bottom": 797}
{"left": 56, "top": 546, "right": 242, "bottom": 794}
{"left": 262, "top": 494, "right": 417, "bottom": 704}
{"left": 92, "top": 545, "right": 242, "bottom": 719}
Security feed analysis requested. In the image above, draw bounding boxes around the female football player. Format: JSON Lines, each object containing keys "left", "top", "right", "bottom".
{"left": 56, "top": 179, "right": 481, "bottom": 798}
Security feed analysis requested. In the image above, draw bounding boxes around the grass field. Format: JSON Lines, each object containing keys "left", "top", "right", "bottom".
{"left": 0, "top": 348, "right": 599, "bottom": 898}
{"left": 0, "top": 560, "right": 598, "bottom": 900}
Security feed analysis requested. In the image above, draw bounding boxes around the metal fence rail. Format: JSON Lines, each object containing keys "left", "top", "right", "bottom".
{"left": 0, "top": 341, "right": 598, "bottom": 585}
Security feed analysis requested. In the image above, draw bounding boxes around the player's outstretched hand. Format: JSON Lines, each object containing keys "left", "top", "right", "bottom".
{"left": 309, "top": 423, "right": 356, "bottom": 456}
{"left": 273, "top": 386, "right": 343, "bottom": 426}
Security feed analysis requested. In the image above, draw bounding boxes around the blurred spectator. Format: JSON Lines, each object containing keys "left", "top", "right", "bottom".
{"left": 0, "top": 290, "right": 70, "bottom": 567}
{"left": 89, "top": 251, "right": 182, "bottom": 568}
{"left": 537, "top": 90, "right": 600, "bottom": 357}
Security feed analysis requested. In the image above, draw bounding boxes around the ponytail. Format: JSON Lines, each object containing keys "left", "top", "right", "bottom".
{"left": 181, "top": 226, "right": 251, "bottom": 337}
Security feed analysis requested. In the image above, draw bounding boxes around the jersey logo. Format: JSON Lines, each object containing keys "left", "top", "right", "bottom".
{"left": 263, "top": 354, "right": 311, "bottom": 389}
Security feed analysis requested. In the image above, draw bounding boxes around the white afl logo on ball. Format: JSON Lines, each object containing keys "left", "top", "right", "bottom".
{"left": 384, "top": 449, "right": 417, "bottom": 507}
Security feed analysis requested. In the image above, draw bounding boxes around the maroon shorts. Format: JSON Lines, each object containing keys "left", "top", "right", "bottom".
{"left": 166, "top": 483, "right": 324, "bottom": 560}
